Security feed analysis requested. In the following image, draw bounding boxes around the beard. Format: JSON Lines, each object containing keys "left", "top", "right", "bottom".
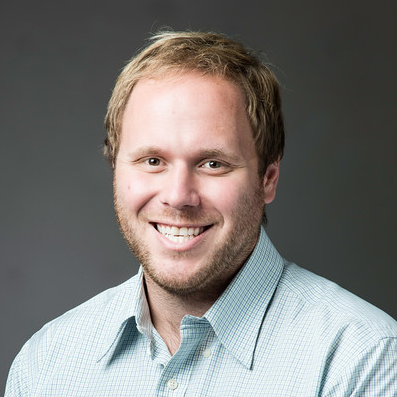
{"left": 114, "top": 181, "right": 265, "bottom": 297}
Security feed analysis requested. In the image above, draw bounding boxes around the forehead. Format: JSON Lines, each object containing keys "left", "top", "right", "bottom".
{"left": 118, "top": 72, "right": 256, "bottom": 160}
{"left": 137, "top": 71, "right": 242, "bottom": 100}
{"left": 123, "top": 72, "right": 248, "bottom": 127}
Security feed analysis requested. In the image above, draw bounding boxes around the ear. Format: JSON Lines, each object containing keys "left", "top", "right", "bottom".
{"left": 263, "top": 161, "right": 280, "bottom": 204}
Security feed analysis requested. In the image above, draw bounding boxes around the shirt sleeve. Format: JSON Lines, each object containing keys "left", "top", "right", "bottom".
{"left": 5, "top": 344, "right": 29, "bottom": 397}
{"left": 322, "top": 337, "right": 397, "bottom": 397}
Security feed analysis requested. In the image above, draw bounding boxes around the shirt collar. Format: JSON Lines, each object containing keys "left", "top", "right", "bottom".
{"left": 204, "top": 226, "right": 284, "bottom": 369}
{"left": 97, "top": 268, "right": 146, "bottom": 362}
{"left": 98, "top": 227, "right": 284, "bottom": 366}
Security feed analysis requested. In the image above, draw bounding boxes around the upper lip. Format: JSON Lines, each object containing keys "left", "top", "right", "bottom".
{"left": 150, "top": 222, "right": 211, "bottom": 228}
{"left": 151, "top": 221, "right": 213, "bottom": 228}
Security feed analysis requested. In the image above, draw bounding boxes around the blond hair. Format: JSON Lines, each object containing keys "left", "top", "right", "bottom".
{"left": 104, "top": 31, "right": 284, "bottom": 175}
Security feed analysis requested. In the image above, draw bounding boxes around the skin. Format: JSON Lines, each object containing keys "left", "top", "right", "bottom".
{"left": 114, "top": 72, "right": 279, "bottom": 354}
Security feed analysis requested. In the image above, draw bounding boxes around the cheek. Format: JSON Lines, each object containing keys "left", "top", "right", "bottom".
{"left": 202, "top": 178, "right": 249, "bottom": 215}
{"left": 115, "top": 171, "right": 157, "bottom": 213}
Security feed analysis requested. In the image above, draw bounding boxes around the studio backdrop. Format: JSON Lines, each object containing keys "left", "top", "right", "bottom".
{"left": 1, "top": 0, "right": 396, "bottom": 390}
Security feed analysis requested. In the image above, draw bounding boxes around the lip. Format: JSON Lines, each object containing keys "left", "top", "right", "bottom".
{"left": 152, "top": 221, "right": 212, "bottom": 228}
{"left": 150, "top": 221, "right": 213, "bottom": 251}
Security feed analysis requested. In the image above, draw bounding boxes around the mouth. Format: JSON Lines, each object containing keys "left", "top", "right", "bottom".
{"left": 153, "top": 223, "right": 212, "bottom": 243}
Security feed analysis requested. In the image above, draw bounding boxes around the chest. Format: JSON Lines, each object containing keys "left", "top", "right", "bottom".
{"left": 33, "top": 326, "right": 325, "bottom": 397}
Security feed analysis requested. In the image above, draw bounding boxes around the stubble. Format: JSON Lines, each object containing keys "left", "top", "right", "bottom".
{"left": 114, "top": 181, "right": 265, "bottom": 298}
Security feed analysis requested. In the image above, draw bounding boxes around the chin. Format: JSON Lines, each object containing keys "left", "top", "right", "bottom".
{"left": 143, "top": 259, "right": 216, "bottom": 296}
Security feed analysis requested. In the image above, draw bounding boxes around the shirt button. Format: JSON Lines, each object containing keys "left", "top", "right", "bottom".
{"left": 166, "top": 378, "right": 178, "bottom": 390}
{"left": 202, "top": 349, "right": 212, "bottom": 358}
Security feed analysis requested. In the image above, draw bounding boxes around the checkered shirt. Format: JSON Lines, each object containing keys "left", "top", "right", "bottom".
{"left": 5, "top": 227, "right": 397, "bottom": 396}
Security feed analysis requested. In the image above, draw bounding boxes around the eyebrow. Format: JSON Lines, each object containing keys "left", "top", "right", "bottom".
{"left": 126, "top": 146, "right": 163, "bottom": 158}
{"left": 196, "top": 149, "right": 241, "bottom": 163}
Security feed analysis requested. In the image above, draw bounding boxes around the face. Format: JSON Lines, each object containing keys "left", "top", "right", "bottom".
{"left": 114, "top": 73, "right": 279, "bottom": 297}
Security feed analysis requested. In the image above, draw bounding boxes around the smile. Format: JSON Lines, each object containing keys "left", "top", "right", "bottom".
{"left": 155, "top": 223, "right": 209, "bottom": 243}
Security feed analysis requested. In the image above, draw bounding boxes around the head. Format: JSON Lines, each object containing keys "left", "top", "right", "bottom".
{"left": 104, "top": 31, "right": 285, "bottom": 178}
{"left": 107, "top": 32, "right": 285, "bottom": 297}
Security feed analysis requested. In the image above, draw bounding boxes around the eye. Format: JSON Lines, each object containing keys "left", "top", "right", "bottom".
{"left": 200, "top": 159, "right": 232, "bottom": 175}
{"left": 146, "top": 157, "right": 161, "bottom": 166}
{"left": 204, "top": 160, "right": 222, "bottom": 169}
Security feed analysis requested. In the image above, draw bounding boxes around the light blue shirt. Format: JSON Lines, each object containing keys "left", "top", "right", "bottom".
{"left": 5, "top": 228, "right": 397, "bottom": 396}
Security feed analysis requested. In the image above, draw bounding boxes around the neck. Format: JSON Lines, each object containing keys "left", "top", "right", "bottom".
{"left": 144, "top": 277, "right": 225, "bottom": 355}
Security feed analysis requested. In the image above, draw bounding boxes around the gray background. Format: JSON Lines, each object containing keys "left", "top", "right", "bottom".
{"left": 1, "top": 0, "right": 396, "bottom": 390}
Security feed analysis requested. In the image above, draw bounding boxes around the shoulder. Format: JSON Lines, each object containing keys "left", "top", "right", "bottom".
{"left": 276, "top": 261, "right": 397, "bottom": 346}
{"left": 32, "top": 274, "right": 139, "bottom": 343}
{"left": 6, "top": 275, "right": 140, "bottom": 395}
{"left": 264, "top": 262, "right": 397, "bottom": 395}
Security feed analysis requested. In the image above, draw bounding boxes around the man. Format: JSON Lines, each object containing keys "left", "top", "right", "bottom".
{"left": 6, "top": 31, "right": 397, "bottom": 396}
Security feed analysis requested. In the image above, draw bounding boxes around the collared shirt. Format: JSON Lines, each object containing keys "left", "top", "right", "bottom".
{"left": 5, "top": 228, "right": 397, "bottom": 396}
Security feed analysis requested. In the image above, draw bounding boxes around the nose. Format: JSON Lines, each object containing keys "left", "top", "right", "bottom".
{"left": 159, "top": 165, "right": 200, "bottom": 209}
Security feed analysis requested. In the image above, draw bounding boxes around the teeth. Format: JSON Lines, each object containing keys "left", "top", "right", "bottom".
{"left": 156, "top": 224, "right": 205, "bottom": 243}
